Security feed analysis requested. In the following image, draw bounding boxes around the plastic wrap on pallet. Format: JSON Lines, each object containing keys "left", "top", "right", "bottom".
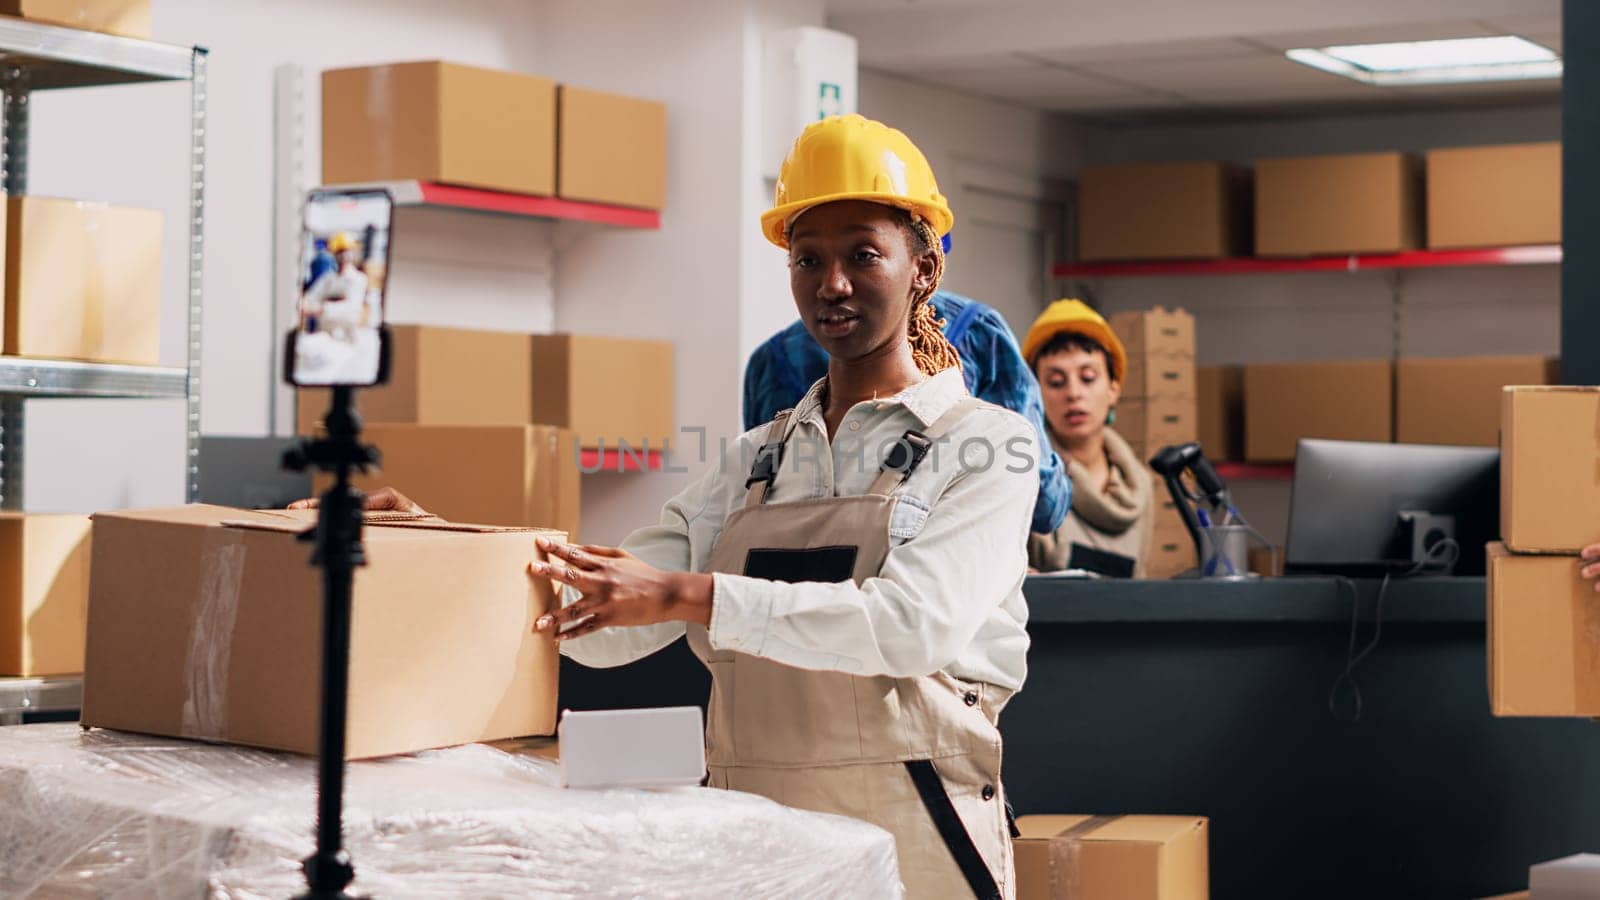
{"left": 0, "top": 724, "right": 902, "bottom": 898}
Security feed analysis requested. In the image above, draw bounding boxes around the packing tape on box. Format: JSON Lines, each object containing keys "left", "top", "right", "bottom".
{"left": 1049, "top": 814, "right": 1123, "bottom": 900}
{"left": 181, "top": 538, "right": 246, "bottom": 740}
{"left": 82, "top": 203, "right": 107, "bottom": 357}
{"left": 367, "top": 66, "right": 393, "bottom": 175}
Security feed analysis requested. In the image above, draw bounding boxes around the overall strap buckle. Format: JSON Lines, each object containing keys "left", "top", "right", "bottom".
{"left": 745, "top": 441, "right": 786, "bottom": 491}
{"left": 881, "top": 429, "right": 933, "bottom": 477}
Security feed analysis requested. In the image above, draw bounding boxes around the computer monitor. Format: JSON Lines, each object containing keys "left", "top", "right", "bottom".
{"left": 1285, "top": 439, "right": 1499, "bottom": 576}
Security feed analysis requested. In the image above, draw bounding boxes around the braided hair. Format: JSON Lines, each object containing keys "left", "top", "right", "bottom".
{"left": 898, "top": 213, "right": 962, "bottom": 377}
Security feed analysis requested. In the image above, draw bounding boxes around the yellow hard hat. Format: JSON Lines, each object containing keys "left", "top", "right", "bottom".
{"left": 761, "top": 114, "right": 954, "bottom": 249}
{"left": 1022, "top": 299, "right": 1129, "bottom": 382}
{"left": 326, "top": 232, "right": 356, "bottom": 254}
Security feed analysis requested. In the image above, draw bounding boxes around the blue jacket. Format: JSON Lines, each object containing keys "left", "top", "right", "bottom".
{"left": 742, "top": 290, "right": 1071, "bottom": 534}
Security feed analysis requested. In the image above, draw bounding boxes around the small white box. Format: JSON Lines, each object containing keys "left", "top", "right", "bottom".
{"left": 558, "top": 706, "right": 706, "bottom": 790}
{"left": 1531, "top": 853, "right": 1600, "bottom": 899}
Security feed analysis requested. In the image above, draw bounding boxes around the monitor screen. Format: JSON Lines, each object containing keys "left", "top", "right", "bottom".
{"left": 1286, "top": 439, "right": 1498, "bottom": 576}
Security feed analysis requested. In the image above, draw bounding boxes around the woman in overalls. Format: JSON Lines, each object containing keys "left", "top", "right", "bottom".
{"left": 541, "top": 115, "right": 1038, "bottom": 899}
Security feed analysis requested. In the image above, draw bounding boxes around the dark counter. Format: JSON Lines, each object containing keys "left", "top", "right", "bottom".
{"left": 558, "top": 575, "right": 1600, "bottom": 899}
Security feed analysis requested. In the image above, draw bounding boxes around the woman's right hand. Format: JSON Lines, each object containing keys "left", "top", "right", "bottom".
{"left": 287, "top": 486, "right": 427, "bottom": 514}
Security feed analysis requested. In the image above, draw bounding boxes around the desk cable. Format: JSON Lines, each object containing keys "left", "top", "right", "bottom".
{"left": 1328, "top": 538, "right": 1461, "bottom": 723}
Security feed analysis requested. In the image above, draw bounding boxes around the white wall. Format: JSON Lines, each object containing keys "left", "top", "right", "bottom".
{"left": 1067, "top": 103, "right": 1563, "bottom": 366}
{"left": 860, "top": 69, "right": 1089, "bottom": 340}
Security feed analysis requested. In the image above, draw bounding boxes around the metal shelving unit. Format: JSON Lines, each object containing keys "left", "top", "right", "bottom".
{"left": 0, "top": 20, "right": 207, "bottom": 509}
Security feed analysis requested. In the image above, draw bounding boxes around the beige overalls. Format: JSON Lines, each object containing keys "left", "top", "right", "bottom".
{"left": 685, "top": 397, "right": 1016, "bottom": 900}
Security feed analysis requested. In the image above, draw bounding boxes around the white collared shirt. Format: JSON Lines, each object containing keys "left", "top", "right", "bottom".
{"left": 560, "top": 366, "right": 1037, "bottom": 692}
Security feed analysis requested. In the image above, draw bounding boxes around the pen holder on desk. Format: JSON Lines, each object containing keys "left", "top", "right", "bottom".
{"left": 1203, "top": 525, "right": 1256, "bottom": 580}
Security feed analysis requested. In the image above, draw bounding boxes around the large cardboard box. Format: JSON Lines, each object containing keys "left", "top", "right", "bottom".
{"left": 297, "top": 325, "right": 533, "bottom": 434}
{"left": 0, "top": 514, "right": 91, "bottom": 677}
{"left": 558, "top": 85, "right": 667, "bottom": 211}
{"left": 1078, "top": 163, "right": 1248, "bottom": 261}
{"left": 1197, "top": 365, "right": 1244, "bottom": 461}
{"left": 1487, "top": 543, "right": 1600, "bottom": 717}
{"left": 1118, "top": 395, "right": 1197, "bottom": 454}
{"left": 1109, "top": 308, "right": 1196, "bottom": 361}
{"left": 1014, "top": 814, "right": 1209, "bottom": 900}
{"left": 531, "top": 333, "right": 674, "bottom": 450}
{"left": 322, "top": 62, "right": 557, "bottom": 196}
{"left": 1500, "top": 387, "right": 1600, "bottom": 553}
{"left": 1427, "top": 143, "right": 1560, "bottom": 249}
{"left": 1243, "top": 360, "right": 1393, "bottom": 462}
{"left": 81, "top": 505, "right": 563, "bottom": 758}
{"left": 319, "top": 424, "right": 581, "bottom": 540}
{"left": 1255, "top": 152, "right": 1421, "bottom": 256}
{"left": 0, "top": 0, "right": 150, "bottom": 38}
{"left": 1396, "top": 355, "right": 1558, "bottom": 448}
{"left": 4, "top": 196, "right": 161, "bottom": 365}
{"left": 1147, "top": 524, "right": 1198, "bottom": 580}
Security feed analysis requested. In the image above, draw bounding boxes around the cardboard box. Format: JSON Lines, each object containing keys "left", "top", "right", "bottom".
{"left": 1487, "top": 543, "right": 1600, "bottom": 717}
{"left": 1255, "top": 152, "right": 1421, "bottom": 256}
{"left": 4, "top": 196, "right": 161, "bottom": 365}
{"left": 1248, "top": 545, "right": 1284, "bottom": 578}
{"left": 0, "top": 0, "right": 149, "bottom": 38}
{"left": 1243, "top": 360, "right": 1393, "bottom": 462}
{"left": 531, "top": 334, "right": 674, "bottom": 450}
{"left": 1122, "top": 359, "right": 1196, "bottom": 403}
{"left": 82, "top": 505, "right": 563, "bottom": 758}
{"left": 1078, "top": 163, "right": 1249, "bottom": 261}
{"left": 297, "top": 325, "right": 533, "bottom": 434}
{"left": 1146, "top": 531, "right": 1198, "bottom": 580}
{"left": 322, "top": 62, "right": 557, "bottom": 196}
{"left": 1109, "top": 307, "right": 1196, "bottom": 361}
{"left": 1197, "top": 366, "right": 1244, "bottom": 462}
{"left": 1427, "top": 143, "right": 1560, "bottom": 249}
{"left": 1119, "top": 395, "right": 1197, "bottom": 453}
{"left": 1396, "top": 355, "right": 1558, "bottom": 448}
{"left": 1014, "top": 814, "right": 1209, "bottom": 900}
{"left": 0, "top": 514, "right": 91, "bottom": 676}
{"left": 318, "top": 425, "right": 580, "bottom": 540}
{"left": 1530, "top": 854, "right": 1600, "bottom": 898}
{"left": 558, "top": 85, "right": 668, "bottom": 211}
{"left": 1500, "top": 387, "right": 1600, "bottom": 553}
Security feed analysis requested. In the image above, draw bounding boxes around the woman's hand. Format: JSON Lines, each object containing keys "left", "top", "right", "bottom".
{"left": 531, "top": 537, "right": 713, "bottom": 641}
{"left": 287, "top": 486, "right": 427, "bottom": 514}
{"left": 1582, "top": 544, "right": 1600, "bottom": 593}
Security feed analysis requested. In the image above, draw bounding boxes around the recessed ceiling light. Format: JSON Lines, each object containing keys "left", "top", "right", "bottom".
{"left": 1286, "top": 36, "right": 1561, "bottom": 86}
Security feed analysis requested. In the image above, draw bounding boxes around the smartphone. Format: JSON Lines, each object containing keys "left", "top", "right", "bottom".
{"left": 285, "top": 188, "right": 394, "bottom": 387}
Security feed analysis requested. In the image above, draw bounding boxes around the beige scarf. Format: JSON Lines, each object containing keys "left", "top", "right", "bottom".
{"left": 1029, "top": 425, "right": 1154, "bottom": 574}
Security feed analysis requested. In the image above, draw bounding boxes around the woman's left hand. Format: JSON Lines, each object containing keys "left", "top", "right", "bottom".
{"left": 1582, "top": 543, "right": 1600, "bottom": 592}
{"left": 531, "top": 537, "right": 714, "bottom": 640}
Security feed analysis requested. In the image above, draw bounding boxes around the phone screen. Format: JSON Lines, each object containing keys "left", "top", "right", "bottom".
{"left": 290, "top": 189, "right": 394, "bottom": 386}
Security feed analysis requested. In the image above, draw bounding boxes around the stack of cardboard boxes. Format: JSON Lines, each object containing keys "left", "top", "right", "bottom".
{"left": 1488, "top": 386, "right": 1600, "bottom": 718}
{"left": 296, "top": 325, "right": 675, "bottom": 542}
{"left": 323, "top": 61, "right": 667, "bottom": 212}
{"left": 1108, "top": 307, "right": 1198, "bottom": 579}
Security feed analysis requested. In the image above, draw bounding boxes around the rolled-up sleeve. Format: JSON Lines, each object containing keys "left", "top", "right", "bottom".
{"left": 707, "top": 413, "right": 1036, "bottom": 678}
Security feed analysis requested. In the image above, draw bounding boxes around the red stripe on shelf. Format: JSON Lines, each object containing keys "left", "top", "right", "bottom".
{"left": 1051, "top": 244, "right": 1561, "bottom": 278}
{"left": 578, "top": 448, "right": 663, "bottom": 473}
{"left": 414, "top": 182, "right": 661, "bottom": 229}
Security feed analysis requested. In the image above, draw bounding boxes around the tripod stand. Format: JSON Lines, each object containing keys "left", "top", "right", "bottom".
{"left": 282, "top": 386, "right": 379, "bottom": 899}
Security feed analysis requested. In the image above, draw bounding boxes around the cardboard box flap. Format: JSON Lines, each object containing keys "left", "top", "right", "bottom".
{"left": 1014, "top": 813, "right": 1203, "bottom": 845}
{"left": 367, "top": 520, "right": 562, "bottom": 536}
{"left": 1504, "top": 385, "right": 1600, "bottom": 394}
{"left": 1016, "top": 815, "right": 1097, "bottom": 840}
{"left": 1087, "top": 816, "right": 1207, "bottom": 844}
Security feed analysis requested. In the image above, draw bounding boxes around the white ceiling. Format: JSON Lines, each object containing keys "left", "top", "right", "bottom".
{"left": 826, "top": 0, "right": 1561, "bottom": 125}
